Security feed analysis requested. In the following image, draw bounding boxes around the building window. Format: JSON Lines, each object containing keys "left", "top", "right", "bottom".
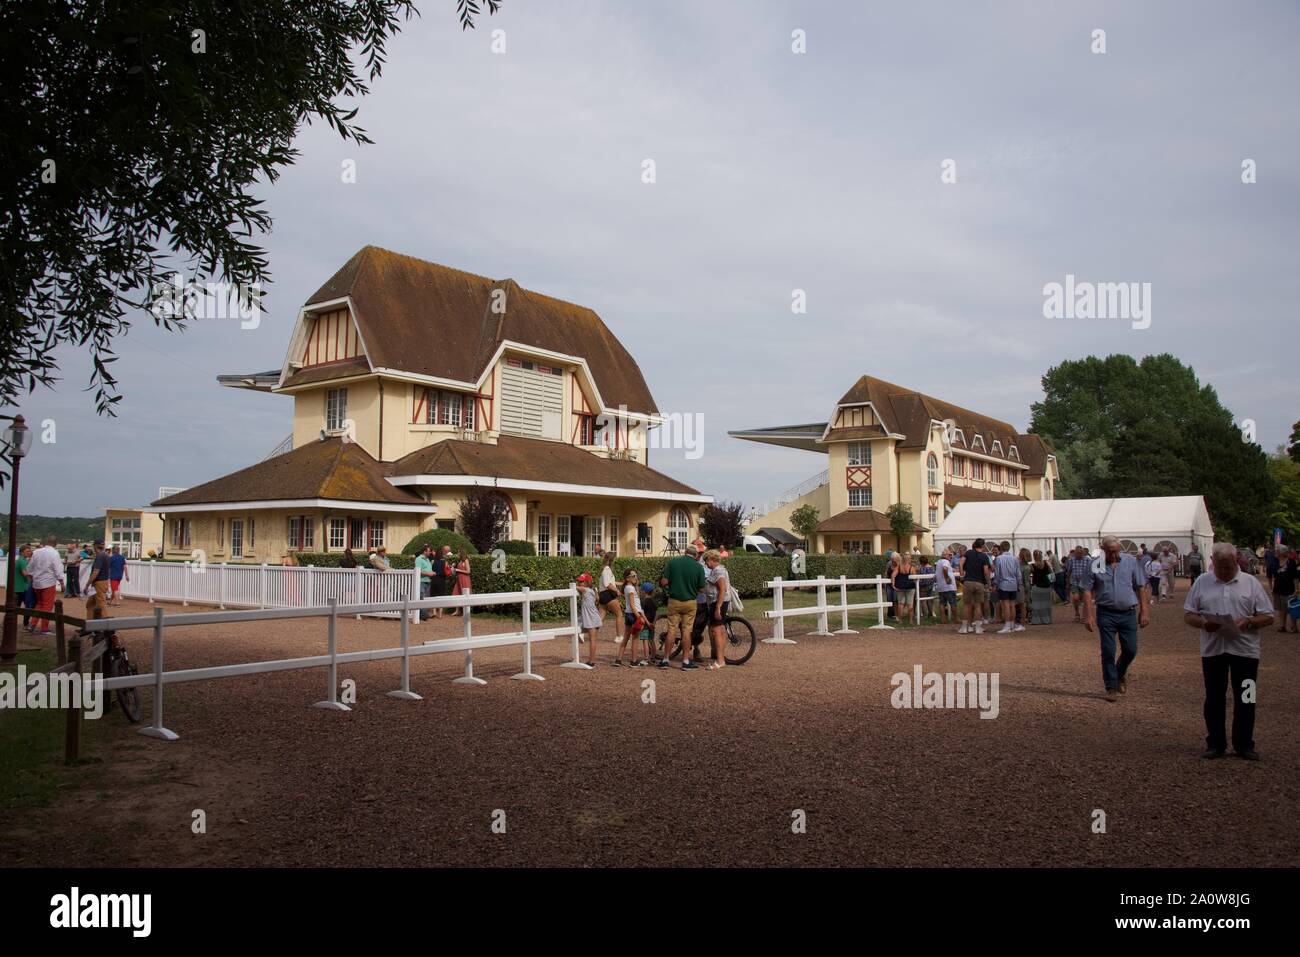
{"left": 230, "top": 519, "right": 243, "bottom": 558}
{"left": 288, "top": 517, "right": 301, "bottom": 549}
{"left": 847, "top": 442, "right": 871, "bottom": 466}
{"left": 329, "top": 518, "right": 347, "bottom": 550}
{"left": 349, "top": 518, "right": 365, "bottom": 549}
{"left": 991, "top": 465, "right": 1003, "bottom": 484}
{"left": 992, "top": 440, "right": 1003, "bottom": 457}
{"left": 288, "top": 516, "right": 315, "bottom": 550}
{"left": 1009, "top": 470, "right": 1020, "bottom": 489}
{"left": 848, "top": 487, "right": 872, "bottom": 508}
{"left": 537, "top": 514, "right": 552, "bottom": 557}
{"left": 927, "top": 453, "right": 939, "bottom": 489}
{"left": 217, "top": 518, "right": 225, "bottom": 551}
{"left": 170, "top": 519, "right": 190, "bottom": 548}
{"left": 972, "top": 460, "right": 985, "bottom": 481}
{"left": 1008, "top": 445, "right": 1019, "bottom": 461}
{"left": 436, "top": 518, "right": 456, "bottom": 531}
{"left": 951, "top": 456, "right": 966, "bottom": 478}
{"left": 842, "top": 540, "right": 869, "bottom": 554}
{"left": 557, "top": 515, "right": 572, "bottom": 555}
{"left": 952, "top": 428, "right": 965, "bottom": 446}
{"left": 368, "top": 520, "right": 385, "bottom": 550}
{"left": 667, "top": 507, "right": 690, "bottom": 553}
{"left": 422, "top": 389, "right": 475, "bottom": 430}
{"left": 608, "top": 517, "right": 619, "bottom": 555}
{"left": 249, "top": 519, "right": 255, "bottom": 550}
{"left": 928, "top": 506, "right": 938, "bottom": 526}
{"left": 326, "top": 388, "right": 348, "bottom": 432}
{"left": 971, "top": 434, "right": 985, "bottom": 453}
{"left": 440, "top": 392, "right": 463, "bottom": 427}
{"left": 637, "top": 522, "right": 652, "bottom": 554}
{"left": 1044, "top": 479, "right": 1054, "bottom": 501}
{"left": 577, "top": 414, "right": 595, "bottom": 446}
{"left": 586, "top": 516, "right": 604, "bottom": 557}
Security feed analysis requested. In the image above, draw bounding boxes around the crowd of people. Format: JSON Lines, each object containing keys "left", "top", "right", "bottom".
{"left": 573, "top": 539, "right": 735, "bottom": 671}
{"left": 8, "top": 538, "right": 129, "bottom": 632}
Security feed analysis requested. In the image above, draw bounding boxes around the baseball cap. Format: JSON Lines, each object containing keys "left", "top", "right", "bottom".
{"left": 576, "top": 572, "right": 593, "bottom": 583}
{"left": 641, "top": 582, "right": 654, "bottom": 593}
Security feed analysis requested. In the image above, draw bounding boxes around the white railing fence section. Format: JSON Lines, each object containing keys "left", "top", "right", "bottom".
{"left": 764, "top": 575, "right": 896, "bottom": 644}
{"left": 80, "top": 586, "right": 590, "bottom": 742}
{"left": 110, "top": 559, "right": 422, "bottom": 620}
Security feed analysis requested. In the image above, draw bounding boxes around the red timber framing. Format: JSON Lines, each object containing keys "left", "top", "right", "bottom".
{"left": 570, "top": 375, "right": 596, "bottom": 445}
{"left": 301, "top": 308, "right": 362, "bottom": 367}
{"left": 846, "top": 465, "right": 872, "bottom": 488}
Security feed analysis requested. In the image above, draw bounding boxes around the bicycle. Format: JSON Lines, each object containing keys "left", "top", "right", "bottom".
{"left": 656, "top": 612, "right": 757, "bottom": 666}
{"left": 102, "top": 629, "right": 142, "bottom": 722}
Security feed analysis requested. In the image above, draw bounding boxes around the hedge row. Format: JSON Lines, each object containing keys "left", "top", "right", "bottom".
{"left": 299, "top": 552, "right": 895, "bottom": 621}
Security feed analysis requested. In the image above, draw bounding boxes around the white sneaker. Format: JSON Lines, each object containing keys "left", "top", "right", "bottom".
{"left": 958, "top": 624, "right": 969, "bottom": 634}
{"left": 1013, "top": 624, "right": 1025, "bottom": 632}
{"left": 974, "top": 623, "right": 984, "bottom": 634}
{"left": 997, "top": 624, "right": 1013, "bottom": 634}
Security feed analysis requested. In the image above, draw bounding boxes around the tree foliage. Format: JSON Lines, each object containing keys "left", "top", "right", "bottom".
{"left": 1288, "top": 420, "right": 1300, "bottom": 465}
{"left": 886, "top": 502, "right": 915, "bottom": 550}
{"left": 457, "top": 488, "right": 511, "bottom": 553}
{"left": 1267, "top": 449, "right": 1300, "bottom": 543}
{"left": 699, "top": 500, "right": 745, "bottom": 550}
{"left": 1028, "top": 354, "right": 1274, "bottom": 544}
{"left": 0, "top": 1, "right": 500, "bottom": 479}
{"left": 789, "top": 504, "right": 820, "bottom": 542}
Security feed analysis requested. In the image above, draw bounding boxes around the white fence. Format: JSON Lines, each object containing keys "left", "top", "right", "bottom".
{"left": 79, "top": 586, "right": 588, "bottom": 742}
{"left": 1, "top": 557, "right": 423, "bottom": 620}
{"left": 764, "top": 573, "right": 938, "bottom": 642}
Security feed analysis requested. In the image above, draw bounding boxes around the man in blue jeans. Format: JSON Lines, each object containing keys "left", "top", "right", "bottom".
{"left": 1084, "top": 536, "right": 1150, "bottom": 702}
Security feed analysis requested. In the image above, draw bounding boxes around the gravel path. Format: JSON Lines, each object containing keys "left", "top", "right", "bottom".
{"left": 4, "top": 588, "right": 1297, "bottom": 867}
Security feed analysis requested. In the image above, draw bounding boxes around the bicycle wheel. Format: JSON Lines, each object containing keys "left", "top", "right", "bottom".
{"left": 111, "top": 656, "right": 142, "bottom": 723}
{"left": 723, "top": 616, "right": 757, "bottom": 666}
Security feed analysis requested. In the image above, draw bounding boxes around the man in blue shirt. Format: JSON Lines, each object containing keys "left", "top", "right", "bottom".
{"left": 993, "top": 540, "right": 1024, "bottom": 634}
{"left": 1084, "top": 537, "right": 1150, "bottom": 702}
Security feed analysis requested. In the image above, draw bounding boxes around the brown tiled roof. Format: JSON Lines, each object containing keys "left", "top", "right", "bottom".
{"left": 822, "top": 425, "right": 888, "bottom": 442}
{"left": 942, "top": 483, "right": 1027, "bottom": 507}
{"left": 302, "top": 246, "right": 657, "bottom": 414}
{"left": 836, "top": 375, "right": 1027, "bottom": 461}
{"left": 151, "top": 439, "right": 429, "bottom": 507}
{"left": 391, "top": 434, "right": 701, "bottom": 497}
{"left": 815, "top": 509, "right": 925, "bottom": 534}
{"left": 280, "top": 357, "right": 371, "bottom": 389}
{"left": 1016, "top": 433, "right": 1053, "bottom": 476}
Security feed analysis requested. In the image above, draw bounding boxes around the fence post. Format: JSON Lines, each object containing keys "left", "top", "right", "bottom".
{"left": 313, "top": 597, "right": 350, "bottom": 710}
{"left": 512, "top": 586, "right": 544, "bottom": 681}
{"left": 148, "top": 560, "right": 155, "bottom": 604}
{"left": 763, "top": 577, "right": 797, "bottom": 645}
{"left": 355, "top": 565, "right": 363, "bottom": 618}
{"left": 410, "top": 566, "right": 420, "bottom": 624}
{"left": 182, "top": 564, "right": 190, "bottom": 606}
{"left": 870, "top": 577, "right": 894, "bottom": 629}
{"left": 54, "top": 598, "right": 67, "bottom": 665}
{"left": 64, "top": 631, "right": 83, "bottom": 764}
{"left": 219, "top": 563, "right": 227, "bottom": 609}
{"left": 810, "top": 574, "right": 832, "bottom": 636}
{"left": 259, "top": 563, "right": 267, "bottom": 609}
{"left": 834, "top": 575, "right": 859, "bottom": 635}
{"left": 451, "top": 594, "right": 486, "bottom": 685}
{"left": 139, "top": 606, "right": 179, "bottom": 740}
{"left": 560, "top": 583, "right": 592, "bottom": 669}
{"left": 306, "top": 565, "right": 314, "bottom": 608}
{"left": 387, "top": 597, "right": 422, "bottom": 700}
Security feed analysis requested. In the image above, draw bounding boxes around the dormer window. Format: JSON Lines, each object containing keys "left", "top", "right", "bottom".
{"left": 992, "top": 440, "right": 1004, "bottom": 457}
{"left": 421, "top": 389, "right": 476, "bottom": 430}
{"left": 971, "top": 434, "right": 986, "bottom": 453}
{"left": 325, "top": 388, "right": 348, "bottom": 431}
{"left": 952, "top": 428, "right": 966, "bottom": 446}
{"left": 1009, "top": 445, "right": 1019, "bottom": 461}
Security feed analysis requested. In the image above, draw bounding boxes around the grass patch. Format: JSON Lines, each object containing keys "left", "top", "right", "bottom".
{"left": 0, "top": 647, "right": 78, "bottom": 809}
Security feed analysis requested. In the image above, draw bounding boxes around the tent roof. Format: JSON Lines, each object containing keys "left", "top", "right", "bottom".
{"left": 934, "top": 496, "right": 1213, "bottom": 548}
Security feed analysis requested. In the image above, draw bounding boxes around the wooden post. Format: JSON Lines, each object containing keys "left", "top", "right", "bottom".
{"left": 64, "top": 633, "right": 82, "bottom": 764}
{"left": 54, "top": 599, "right": 67, "bottom": 665}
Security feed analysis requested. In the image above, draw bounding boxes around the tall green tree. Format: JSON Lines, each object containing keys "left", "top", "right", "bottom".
{"left": 1029, "top": 354, "right": 1274, "bottom": 544}
{"left": 886, "top": 502, "right": 915, "bottom": 552}
{"left": 0, "top": 0, "right": 500, "bottom": 479}
{"left": 1288, "top": 420, "right": 1300, "bottom": 465}
{"left": 699, "top": 501, "right": 745, "bottom": 550}
{"left": 1266, "top": 449, "right": 1300, "bottom": 541}
{"left": 789, "top": 504, "right": 820, "bottom": 544}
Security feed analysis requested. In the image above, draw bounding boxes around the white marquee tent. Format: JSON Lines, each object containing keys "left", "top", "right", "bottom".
{"left": 933, "top": 496, "right": 1214, "bottom": 557}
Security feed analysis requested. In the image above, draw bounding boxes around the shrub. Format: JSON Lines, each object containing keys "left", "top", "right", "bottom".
{"left": 297, "top": 552, "right": 416, "bottom": 570}
{"left": 401, "top": 528, "right": 477, "bottom": 557}
{"left": 493, "top": 539, "right": 536, "bottom": 556}
{"left": 458, "top": 488, "right": 511, "bottom": 553}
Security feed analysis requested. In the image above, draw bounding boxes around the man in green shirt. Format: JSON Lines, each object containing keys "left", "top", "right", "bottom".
{"left": 414, "top": 545, "right": 435, "bottom": 621}
{"left": 659, "top": 545, "right": 707, "bottom": 670}
{"left": 15, "top": 544, "right": 35, "bottom": 631}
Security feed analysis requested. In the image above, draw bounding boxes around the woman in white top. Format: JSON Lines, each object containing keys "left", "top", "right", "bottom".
{"left": 617, "top": 569, "right": 647, "bottom": 666}
{"left": 703, "top": 550, "right": 731, "bottom": 670}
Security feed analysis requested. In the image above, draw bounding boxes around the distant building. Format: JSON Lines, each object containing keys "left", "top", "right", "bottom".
{"left": 731, "top": 375, "right": 1057, "bottom": 553}
{"left": 101, "top": 508, "right": 165, "bottom": 558}
{"left": 148, "top": 246, "right": 710, "bottom": 561}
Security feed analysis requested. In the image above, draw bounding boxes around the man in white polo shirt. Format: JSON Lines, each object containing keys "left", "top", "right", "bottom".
{"left": 1182, "top": 542, "right": 1273, "bottom": 760}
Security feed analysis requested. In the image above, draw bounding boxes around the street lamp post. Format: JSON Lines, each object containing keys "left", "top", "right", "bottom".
{"left": 2, "top": 415, "right": 33, "bottom": 664}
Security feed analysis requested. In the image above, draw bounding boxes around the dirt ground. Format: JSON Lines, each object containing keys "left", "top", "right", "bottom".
{"left": 2, "top": 585, "right": 1297, "bottom": 868}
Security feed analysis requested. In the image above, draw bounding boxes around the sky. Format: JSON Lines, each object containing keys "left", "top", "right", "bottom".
{"left": 7, "top": 0, "right": 1299, "bottom": 516}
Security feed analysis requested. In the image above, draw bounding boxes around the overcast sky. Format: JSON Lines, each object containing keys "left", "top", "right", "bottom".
{"left": 8, "top": 0, "right": 1298, "bottom": 516}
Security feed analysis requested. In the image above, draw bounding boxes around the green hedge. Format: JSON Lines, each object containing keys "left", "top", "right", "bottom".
{"left": 493, "top": 539, "right": 536, "bottom": 556}
{"left": 297, "top": 552, "right": 417, "bottom": 570}
{"left": 293, "top": 551, "right": 892, "bottom": 620}
{"left": 400, "top": 528, "right": 477, "bottom": 556}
